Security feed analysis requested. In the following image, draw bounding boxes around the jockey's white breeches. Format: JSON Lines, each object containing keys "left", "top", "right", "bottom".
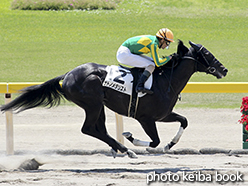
{"left": 116, "top": 45, "right": 155, "bottom": 71}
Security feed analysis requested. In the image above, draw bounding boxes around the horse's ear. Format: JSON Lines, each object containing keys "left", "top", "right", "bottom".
{"left": 177, "top": 39, "right": 189, "bottom": 57}
{"left": 189, "top": 41, "right": 201, "bottom": 51}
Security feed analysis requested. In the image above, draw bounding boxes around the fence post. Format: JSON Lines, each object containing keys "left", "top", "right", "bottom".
{"left": 243, "top": 125, "right": 248, "bottom": 149}
{"left": 115, "top": 113, "right": 124, "bottom": 144}
{"left": 5, "top": 93, "right": 14, "bottom": 155}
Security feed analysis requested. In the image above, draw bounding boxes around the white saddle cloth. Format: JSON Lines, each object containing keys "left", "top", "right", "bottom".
{"left": 102, "top": 65, "right": 152, "bottom": 98}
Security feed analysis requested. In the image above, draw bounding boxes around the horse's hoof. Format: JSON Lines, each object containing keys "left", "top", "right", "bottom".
{"left": 111, "top": 148, "right": 117, "bottom": 158}
{"left": 164, "top": 142, "right": 175, "bottom": 152}
{"left": 163, "top": 144, "right": 170, "bottom": 152}
{"left": 122, "top": 132, "right": 132, "bottom": 138}
{"left": 126, "top": 149, "right": 138, "bottom": 159}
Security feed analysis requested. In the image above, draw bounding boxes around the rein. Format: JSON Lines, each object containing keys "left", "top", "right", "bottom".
{"left": 159, "top": 44, "right": 216, "bottom": 96}
{"left": 167, "top": 59, "right": 175, "bottom": 92}
{"left": 159, "top": 60, "right": 176, "bottom": 94}
{"left": 182, "top": 47, "right": 216, "bottom": 74}
{"left": 181, "top": 56, "right": 198, "bottom": 72}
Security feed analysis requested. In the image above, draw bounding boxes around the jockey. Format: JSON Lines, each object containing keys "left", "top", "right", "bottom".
{"left": 116, "top": 28, "right": 174, "bottom": 94}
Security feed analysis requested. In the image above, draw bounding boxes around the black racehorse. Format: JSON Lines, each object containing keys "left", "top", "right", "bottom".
{"left": 1, "top": 40, "right": 228, "bottom": 158}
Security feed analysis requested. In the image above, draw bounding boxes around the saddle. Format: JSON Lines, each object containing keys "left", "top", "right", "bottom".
{"left": 102, "top": 65, "right": 153, "bottom": 118}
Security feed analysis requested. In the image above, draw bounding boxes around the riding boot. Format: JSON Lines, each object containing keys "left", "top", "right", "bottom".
{"left": 135, "top": 70, "right": 153, "bottom": 94}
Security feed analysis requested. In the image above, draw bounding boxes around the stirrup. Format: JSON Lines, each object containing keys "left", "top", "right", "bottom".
{"left": 136, "top": 87, "right": 153, "bottom": 94}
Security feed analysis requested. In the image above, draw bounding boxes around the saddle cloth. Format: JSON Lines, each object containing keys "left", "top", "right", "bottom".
{"left": 103, "top": 65, "right": 153, "bottom": 98}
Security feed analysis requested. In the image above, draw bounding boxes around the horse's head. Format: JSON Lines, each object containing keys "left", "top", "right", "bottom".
{"left": 189, "top": 41, "right": 228, "bottom": 79}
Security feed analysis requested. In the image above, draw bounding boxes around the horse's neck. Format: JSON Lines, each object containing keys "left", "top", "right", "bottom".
{"left": 170, "top": 59, "right": 195, "bottom": 94}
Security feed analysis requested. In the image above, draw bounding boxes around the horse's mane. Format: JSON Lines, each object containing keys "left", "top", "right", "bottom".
{"left": 177, "top": 40, "right": 189, "bottom": 58}
{"left": 159, "top": 39, "right": 189, "bottom": 70}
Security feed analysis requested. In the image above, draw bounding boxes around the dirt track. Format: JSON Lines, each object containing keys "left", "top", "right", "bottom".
{"left": 0, "top": 106, "right": 247, "bottom": 185}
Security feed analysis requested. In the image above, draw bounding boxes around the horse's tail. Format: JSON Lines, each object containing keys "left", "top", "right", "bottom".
{"left": 1, "top": 74, "right": 66, "bottom": 113}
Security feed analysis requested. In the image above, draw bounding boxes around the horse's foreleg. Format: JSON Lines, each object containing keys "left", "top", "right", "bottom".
{"left": 123, "top": 119, "right": 160, "bottom": 148}
{"left": 160, "top": 112, "right": 188, "bottom": 151}
{"left": 164, "top": 126, "right": 184, "bottom": 150}
{"left": 122, "top": 132, "right": 150, "bottom": 147}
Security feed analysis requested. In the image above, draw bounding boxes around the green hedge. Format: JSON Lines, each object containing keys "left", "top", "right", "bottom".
{"left": 11, "top": 0, "right": 119, "bottom": 10}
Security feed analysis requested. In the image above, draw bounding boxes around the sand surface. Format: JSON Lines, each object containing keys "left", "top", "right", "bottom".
{"left": 0, "top": 106, "right": 247, "bottom": 185}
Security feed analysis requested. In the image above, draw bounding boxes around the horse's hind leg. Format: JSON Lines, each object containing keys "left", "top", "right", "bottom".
{"left": 63, "top": 74, "right": 137, "bottom": 158}
{"left": 82, "top": 106, "right": 137, "bottom": 158}
{"left": 82, "top": 105, "right": 127, "bottom": 153}
{"left": 81, "top": 105, "right": 137, "bottom": 158}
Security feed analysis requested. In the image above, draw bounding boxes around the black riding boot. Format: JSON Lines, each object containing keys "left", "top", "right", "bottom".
{"left": 135, "top": 70, "right": 153, "bottom": 94}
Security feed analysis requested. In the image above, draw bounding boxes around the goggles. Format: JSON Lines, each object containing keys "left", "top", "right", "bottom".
{"left": 165, "top": 40, "right": 171, "bottom": 46}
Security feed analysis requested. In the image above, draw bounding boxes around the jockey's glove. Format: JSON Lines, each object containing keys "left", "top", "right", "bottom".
{"left": 169, "top": 53, "right": 179, "bottom": 61}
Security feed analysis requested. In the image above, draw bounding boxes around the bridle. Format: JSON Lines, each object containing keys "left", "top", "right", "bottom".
{"left": 182, "top": 46, "right": 217, "bottom": 74}
{"left": 160, "top": 44, "right": 220, "bottom": 94}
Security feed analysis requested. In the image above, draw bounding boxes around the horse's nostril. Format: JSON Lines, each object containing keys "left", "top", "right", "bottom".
{"left": 224, "top": 68, "right": 228, "bottom": 73}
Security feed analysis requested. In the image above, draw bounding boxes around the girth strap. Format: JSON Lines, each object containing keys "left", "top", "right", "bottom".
{"left": 128, "top": 68, "right": 141, "bottom": 118}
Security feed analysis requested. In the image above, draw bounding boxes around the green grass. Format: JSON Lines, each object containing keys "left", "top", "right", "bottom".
{"left": 175, "top": 93, "right": 247, "bottom": 109}
{"left": 0, "top": 0, "right": 247, "bottom": 108}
